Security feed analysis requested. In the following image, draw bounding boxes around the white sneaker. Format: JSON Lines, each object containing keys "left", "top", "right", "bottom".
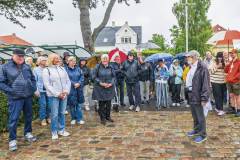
{"left": 70, "top": 120, "right": 76, "bottom": 125}
{"left": 58, "top": 131, "right": 70, "bottom": 137}
{"left": 172, "top": 103, "right": 176, "bottom": 107}
{"left": 176, "top": 103, "right": 181, "bottom": 107}
{"left": 129, "top": 105, "right": 134, "bottom": 111}
{"left": 52, "top": 133, "right": 58, "bottom": 140}
{"left": 218, "top": 111, "right": 225, "bottom": 116}
{"left": 9, "top": 140, "right": 17, "bottom": 151}
{"left": 215, "top": 108, "right": 220, "bottom": 113}
{"left": 85, "top": 105, "right": 90, "bottom": 111}
{"left": 186, "top": 104, "right": 190, "bottom": 108}
{"left": 64, "top": 111, "right": 68, "bottom": 115}
{"left": 135, "top": 106, "right": 140, "bottom": 112}
{"left": 77, "top": 120, "right": 85, "bottom": 125}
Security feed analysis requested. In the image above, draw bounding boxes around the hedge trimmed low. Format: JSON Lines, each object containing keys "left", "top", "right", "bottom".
{"left": 0, "top": 92, "right": 39, "bottom": 133}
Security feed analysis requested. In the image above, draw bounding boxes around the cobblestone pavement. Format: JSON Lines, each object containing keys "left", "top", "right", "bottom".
{"left": 0, "top": 108, "right": 240, "bottom": 160}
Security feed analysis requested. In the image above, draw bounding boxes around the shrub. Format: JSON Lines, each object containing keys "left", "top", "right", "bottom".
{"left": 0, "top": 92, "right": 39, "bottom": 133}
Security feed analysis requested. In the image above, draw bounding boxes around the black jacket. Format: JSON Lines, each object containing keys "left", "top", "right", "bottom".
{"left": 122, "top": 59, "right": 140, "bottom": 84}
{"left": 139, "top": 62, "right": 153, "bottom": 82}
{"left": 189, "top": 61, "right": 210, "bottom": 105}
{"left": 80, "top": 65, "right": 91, "bottom": 86}
{"left": 110, "top": 62, "right": 125, "bottom": 81}
{"left": 92, "top": 63, "right": 116, "bottom": 101}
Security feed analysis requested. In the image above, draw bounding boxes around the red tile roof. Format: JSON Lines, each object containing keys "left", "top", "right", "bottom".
{"left": 216, "top": 30, "right": 240, "bottom": 45}
{"left": 0, "top": 33, "right": 32, "bottom": 46}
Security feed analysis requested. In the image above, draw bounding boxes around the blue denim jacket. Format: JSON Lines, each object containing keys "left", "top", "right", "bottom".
{"left": 33, "top": 66, "right": 45, "bottom": 92}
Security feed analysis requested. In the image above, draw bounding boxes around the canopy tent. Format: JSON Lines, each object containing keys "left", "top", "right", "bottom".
{"left": 0, "top": 45, "right": 92, "bottom": 60}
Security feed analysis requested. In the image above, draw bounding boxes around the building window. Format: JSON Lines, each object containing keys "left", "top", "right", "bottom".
{"left": 121, "top": 37, "right": 131, "bottom": 44}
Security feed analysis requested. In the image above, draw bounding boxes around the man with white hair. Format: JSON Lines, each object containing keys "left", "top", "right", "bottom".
{"left": 185, "top": 50, "right": 210, "bottom": 143}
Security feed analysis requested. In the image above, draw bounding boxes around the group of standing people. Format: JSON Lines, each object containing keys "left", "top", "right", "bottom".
{"left": 0, "top": 48, "right": 239, "bottom": 151}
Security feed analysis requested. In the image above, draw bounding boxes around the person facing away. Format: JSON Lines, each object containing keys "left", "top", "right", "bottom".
{"left": 122, "top": 51, "right": 141, "bottom": 112}
{"left": 92, "top": 54, "right": 116, "bottom": 125}
{"left": 0, "top": 49, "right": 37, "bottom": 151}
{"left": 42, "top": 53, "right": 71, "bottom": 140}
{"left": 185, "top": 50, "right": 210, "bottom": 144}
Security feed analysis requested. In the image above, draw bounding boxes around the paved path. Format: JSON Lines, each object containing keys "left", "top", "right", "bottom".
{"left": 0, "top": 109, "right": 240, "bottom": 160}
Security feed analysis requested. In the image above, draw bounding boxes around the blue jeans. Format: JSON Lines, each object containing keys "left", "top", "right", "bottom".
{"left": 39, "top": 92, "right": 50, "bottom": 120}
{"left": 48, "top": 97, "right": 67, "bottom": 134}
{"left": 69, "top": 103, "right": 84, "bottom": 122}
{"left": 8, "top": 97, "right": 33, "bottom": 141}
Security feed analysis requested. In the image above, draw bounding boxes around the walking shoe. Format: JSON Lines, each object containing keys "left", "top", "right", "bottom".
{"left": 214, "top": 108, "right": 220, "bottom": 113}
{"left": 135, "top": 106, "right": 140, "bottom": 112}
{"left": 129, "top": 105, "right": 134, "bottom": 111}
{"left": 25, "top": 133, "right": 37, "bottom": 142}
{"left": 52, "top": 133, "right": 58, "bottom": 140}
{"left": 85, "top": 105, "right": 90, "bottom": 111}
{"left": 235, "top": 112, "right": 240, "bottom": 117}
{"left": 77, "top": 120, "right": 85, "bottom": 125}
{"left": 41, "top": 119, "right": 47, "bottom": 126}
{"left": 176, "top": 103, "right": 181, "bottom": 107}
{"left": 172, "top": 103, "right": 176, "bottom": 107}
{"left": 64, "top": 111, "right": 68, "bottom": 115}
{"left": 217, "top": 111, "right": 225, "bottom": 116}
{"left": 47, "top": 118, "right": 51, "bottom": 124}
{"left": 9, "top": 140, "right": 17, "bottom": 151}
{"left": 58, "top": 131, "right": 70, "bottom": 137}
{"left": 70, "top": 120, "right": 76, "bottom": 125}
{"left": 186, "top": 104, "right": 190, "bottom": 108}
{"left": 194, "top": 136, "right": 207, "bottom": 143}
{"left": 187, "top": 130, "right": 198, "bottom": 137}
{"left": 106, "top": 118, "right": 114, "bottom": 123}
{"left": 113, "top": 105, "right": 119, "bottom": 112}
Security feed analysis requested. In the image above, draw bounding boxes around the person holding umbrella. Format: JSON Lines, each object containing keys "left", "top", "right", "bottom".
{"left": 122, "top": 51, "right": 141, "bottom": 112}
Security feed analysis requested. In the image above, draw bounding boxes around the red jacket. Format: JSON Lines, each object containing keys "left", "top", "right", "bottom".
{"left": 225, "top": 58, "right": 240, "bottom": 84}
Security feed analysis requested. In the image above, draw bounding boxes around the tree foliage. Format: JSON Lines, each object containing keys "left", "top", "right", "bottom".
{"left": 170, "top": 0, "right": 213, "bottom": 55}
{"left": 151, "top": 34, "right": 168, "bottom": 51}
{"left": 0, "top": 0, "right": 53, "bottom": 28}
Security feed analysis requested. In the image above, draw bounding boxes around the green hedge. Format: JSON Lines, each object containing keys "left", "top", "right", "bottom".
{"left": 0, "top": 92, "right": 39, "bottom": 132}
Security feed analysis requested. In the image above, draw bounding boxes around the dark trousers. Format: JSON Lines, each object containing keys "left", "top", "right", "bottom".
{"left": 190, "top": 103, "right": 206, "bottom": 137}
{"left": 184, "top": 87, "right": 189, "bottom": 104}
{"left": 8, "top": 97, "right": 33, "bottom": 141}
{"left": 212, "top": 82, "right": 227, "bottom": 111}
{"left": 98, "top": 101, "right": 111, "bottom": 121}
{"left": 115, "top": 80, "right": 125, "bottom": 105}
{"left": 126, "top": 82, "right": 141, "bottom": 106}
{"left": 172, "top": 84, "right": 181, "bottom": 103}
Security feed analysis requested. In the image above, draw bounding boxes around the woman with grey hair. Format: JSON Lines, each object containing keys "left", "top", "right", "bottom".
{"left": 92, "top": 54, "right": 115, "bottom": 125}
{"left": 33, "top": 56, "right": 50, "bottom": 126}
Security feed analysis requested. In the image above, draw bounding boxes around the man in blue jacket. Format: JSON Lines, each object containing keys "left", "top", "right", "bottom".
{"left": 0, "top": 49, "right": 37, "bottom": 151}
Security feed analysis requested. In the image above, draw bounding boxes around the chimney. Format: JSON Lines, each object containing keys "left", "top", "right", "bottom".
{"left": 112, "top": 21, "right": 116, "bottom": 27}
{"left": 12, "top": 33, "right": 16, "bottom": 37}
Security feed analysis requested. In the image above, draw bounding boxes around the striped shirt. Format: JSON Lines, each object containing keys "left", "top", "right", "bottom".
{"left": 209, "top": 63, "right": 226, "bottom": 84}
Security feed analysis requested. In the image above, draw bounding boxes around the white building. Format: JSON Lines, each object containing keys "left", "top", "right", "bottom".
{"left": 95, "top": 22, "right": 142, "bottom": 52}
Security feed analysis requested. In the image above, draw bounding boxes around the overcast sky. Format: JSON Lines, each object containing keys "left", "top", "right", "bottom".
{"left": 1, "top": 0, "right": 240, "bottom": 46}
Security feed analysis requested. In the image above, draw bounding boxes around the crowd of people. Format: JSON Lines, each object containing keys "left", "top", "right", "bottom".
{"left": 0, "top": 48, "right": 239, "bottom": 151}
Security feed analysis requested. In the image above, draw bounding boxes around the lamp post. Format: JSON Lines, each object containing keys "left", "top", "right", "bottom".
{"left": 185, "top": 0, "right": 189, "bottom": 53}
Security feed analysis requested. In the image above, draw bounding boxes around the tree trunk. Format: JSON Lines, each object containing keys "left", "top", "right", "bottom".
{"left": 78, "top": 0, "right": 116, "bottom": 52}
